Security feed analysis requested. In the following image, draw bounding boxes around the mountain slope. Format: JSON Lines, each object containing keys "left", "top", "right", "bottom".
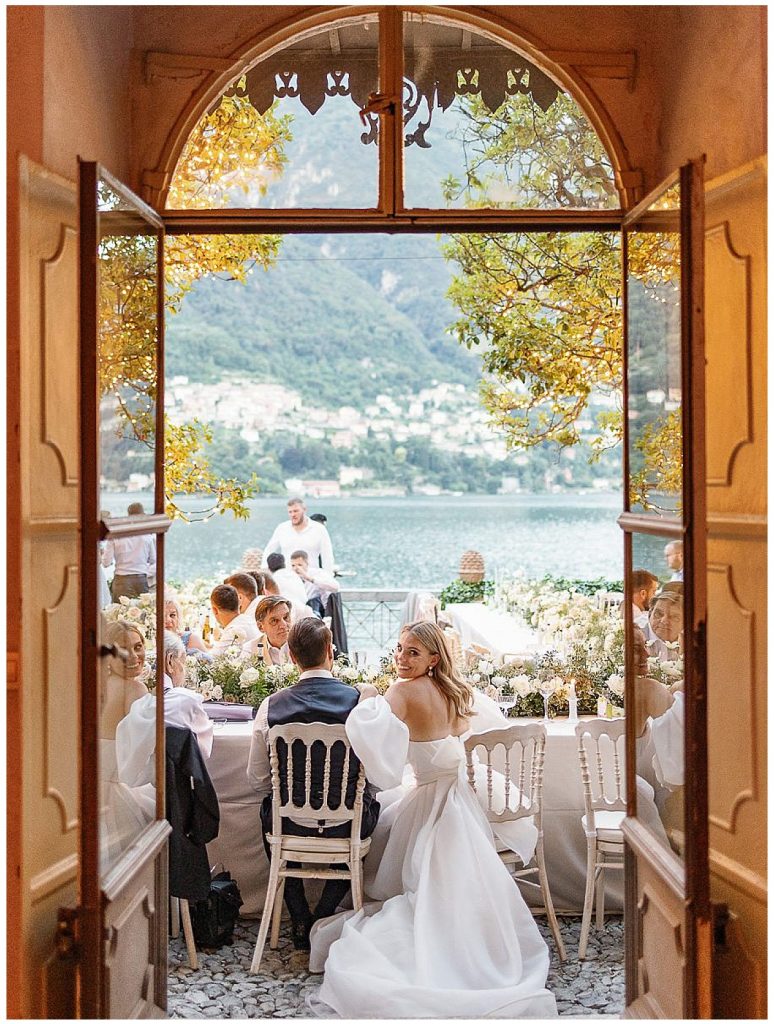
{"left": 165, "top": 234, "right": 479, "bottom": 407}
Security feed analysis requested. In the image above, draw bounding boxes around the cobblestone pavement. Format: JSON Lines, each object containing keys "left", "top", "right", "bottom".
{"left": 169, "top": 915, "right": 624, "bottom": 1019}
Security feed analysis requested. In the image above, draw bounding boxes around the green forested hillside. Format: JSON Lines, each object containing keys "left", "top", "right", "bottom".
{"left": 165, "top": 234, "right": 478, "bottom": 407}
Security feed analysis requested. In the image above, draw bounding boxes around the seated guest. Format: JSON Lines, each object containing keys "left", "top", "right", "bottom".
{"left": 623, "top": 569, "right": 659, "bottom": 634}
{"left": 116, "top": 631, "right": 213, "bottom": 796}
{"left": 224, "top": 571, "right": 261, "bottom": 624}
{"left": 266, "top": 552, "right": 310, "bottom": 609}
{"left": 291, "top": 549, "right": 340, "bottom": 617}
{"left": 164, "top": 597, "right": 208, "bottom": 655}
{"left": 254, "top": 567, "right": 315, "bottom": 624}
{"left": 244, "top": 596, "right": 293, "bottom": 665}
{"left": 209, "top": 583, "right": 259, "bottom": 654}
{"left": 101, "top": 620, "right": 151, "bottom": 740}
{"left": 247, "top": 569, "right": 273, "bottom": 599}
{"left": 247, "top": 617, "right": 380, "bottom": 949}
{"left": 646, "top": 589, "right": 684, "bottom": 663}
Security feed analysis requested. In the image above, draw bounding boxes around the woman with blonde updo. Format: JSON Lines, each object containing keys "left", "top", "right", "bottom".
{"left": 308, "top": 620, "right": 556, "bottom": 1019}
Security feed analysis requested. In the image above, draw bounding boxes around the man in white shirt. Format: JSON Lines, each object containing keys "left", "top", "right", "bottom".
{"left": 290, "top": 549, "right": 340, "bottom": 616}
{"left": 262, "top": 497, "right": 334, "bottom": 573}
{"left": 621, "top": 568, "right": 658, "bottom": 637}
{"left": 664, "top": 540, "right": 684, "bottom": 582}
{"left": 224, "top": 571, "right": 261, "bottom": 625}
{"left": 101, "top": 502, "right": 157, "bottom": 601}
{"left": 209, "top": 584, "right": 259, "bottom": 654}
{"left": 266, "top": 553, "right": 310, "bottom": 609}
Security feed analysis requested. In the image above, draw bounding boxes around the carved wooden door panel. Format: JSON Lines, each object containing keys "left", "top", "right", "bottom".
{"left": 619, "top": 159, "right": 712, "bottom": 1017}
{"left": 78, "top": 162, "right": 171, "bottom": 1017}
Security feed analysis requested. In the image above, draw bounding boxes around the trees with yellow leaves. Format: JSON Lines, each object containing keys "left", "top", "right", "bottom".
{"left": 99, "top": 82, "right": 291, "bottom": 520}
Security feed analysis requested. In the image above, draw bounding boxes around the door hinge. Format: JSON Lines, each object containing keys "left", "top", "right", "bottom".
{"left": 711, "top": 901, "right": 730, "bottom": 950}
{"left": 55, "top": 906, "right": 81, "bottom": 961}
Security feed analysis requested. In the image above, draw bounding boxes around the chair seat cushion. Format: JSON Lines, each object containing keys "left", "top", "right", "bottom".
{"left": 582, "top": 811, "right": 626, "bottom": 839}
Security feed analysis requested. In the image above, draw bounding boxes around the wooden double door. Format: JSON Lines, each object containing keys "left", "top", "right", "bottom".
{"left": 63, "top": 158, "right": 711, "bottom": 1016}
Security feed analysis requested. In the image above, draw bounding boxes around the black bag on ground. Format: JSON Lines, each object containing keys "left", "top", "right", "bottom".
{"left": 189, "top": 871, "right": 243, "bottom": 948}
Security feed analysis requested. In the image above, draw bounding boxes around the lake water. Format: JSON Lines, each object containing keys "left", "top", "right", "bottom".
{"left": 100, "top": 492, "right": 667, "bottom": 588}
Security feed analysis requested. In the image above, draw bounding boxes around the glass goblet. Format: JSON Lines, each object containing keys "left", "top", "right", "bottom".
{"left": 537, "top": 682, "right": 555, "bottom": 722}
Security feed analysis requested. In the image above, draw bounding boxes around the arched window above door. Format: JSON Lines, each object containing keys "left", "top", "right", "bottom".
{"left": 166, "top": 8, "right": 620, "bottom": 215}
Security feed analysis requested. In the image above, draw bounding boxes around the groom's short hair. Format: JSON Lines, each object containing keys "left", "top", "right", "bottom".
{"left": 288, "top": 617, "right": 332, "bottom": 670}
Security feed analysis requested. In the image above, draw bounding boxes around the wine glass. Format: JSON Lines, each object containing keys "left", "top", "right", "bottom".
{"left": 537, "top": 680, "right": 556, "bottom": 722}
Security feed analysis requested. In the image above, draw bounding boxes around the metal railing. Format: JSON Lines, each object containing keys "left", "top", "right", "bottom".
{"left": 339, "top": 589, "right": 411, "bottom": 656}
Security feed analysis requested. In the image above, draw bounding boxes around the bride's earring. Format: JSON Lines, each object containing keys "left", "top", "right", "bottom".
{"left": 428, "top": 664, "right": 434, "bottom": 677}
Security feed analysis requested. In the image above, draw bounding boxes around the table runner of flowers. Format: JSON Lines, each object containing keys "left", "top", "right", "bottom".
{"left": 103, "top": 573, "right": 681, "bottom": 717}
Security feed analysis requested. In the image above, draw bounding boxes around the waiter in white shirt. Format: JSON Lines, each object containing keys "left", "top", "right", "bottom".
{"left": 262, "top": 497, "right": 334, "bottom": 573}
{"left": 101, "top": 502, "right": 157, "bottom": 601}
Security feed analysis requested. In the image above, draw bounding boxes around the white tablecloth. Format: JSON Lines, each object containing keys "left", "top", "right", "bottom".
{"left": 445, "top": 603, "right": 540, "bottom": 662}
{"left": 205, "top": 721, "right": 267, "bottom": 917}
{"left": 206, "top": 716, "right": 627, "bottom": 917}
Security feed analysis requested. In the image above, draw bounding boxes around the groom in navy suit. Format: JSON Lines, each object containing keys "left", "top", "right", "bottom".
{"left": 247, "top": 617, "right": 380, "bottom": 949}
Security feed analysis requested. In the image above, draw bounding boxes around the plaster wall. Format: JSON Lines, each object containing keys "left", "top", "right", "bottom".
{"left": 648, "top": 6, "right": 767, "bottom": 181}
{"left": 42, "top": 5, "right": 135, "bottom": 181}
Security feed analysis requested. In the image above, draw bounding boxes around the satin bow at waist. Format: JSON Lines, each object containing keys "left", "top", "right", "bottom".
{"left": 409, "top": 735, "right": 465, "bottom": 786}
{"left": 413, "top": 765, "right": 462, "bottom": 786}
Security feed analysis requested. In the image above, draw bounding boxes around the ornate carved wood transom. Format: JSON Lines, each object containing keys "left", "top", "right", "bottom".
{"left": 240, "top": 44, "right": 560, "bottom": 149}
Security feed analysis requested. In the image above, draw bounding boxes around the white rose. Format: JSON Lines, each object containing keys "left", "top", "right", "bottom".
{"left": 469, "top": 672, "right": 481, "bottom": 684}
{"left": 341, "top": 667, "right": 359, "bottom": 682}
{"left": 607, "top": 673, "right": 625, "bottom": 696}
{"left": 492, "top": 675, "right": 507, "bottom": 688}
{"left": 118, "top": 596, "right": 131, "bottom": 606}
{"left": 240, "top": 667, "right": 260, "bottom": 687}
{"left": 660, "top": 662, "right": 682, "bottom": 679}
{"left": 211, "top": 685, "right": 223, "bottom": 701}
{"left": 126, "top": 606, "right": 142, "bottom": 621}
{"left": 512, "top": 675, "right": 533, "bottom": 698}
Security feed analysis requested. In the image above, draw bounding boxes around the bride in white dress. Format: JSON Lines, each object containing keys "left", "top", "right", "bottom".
{"left": 309, "top": 621, "right": 557, "bottom": 1019}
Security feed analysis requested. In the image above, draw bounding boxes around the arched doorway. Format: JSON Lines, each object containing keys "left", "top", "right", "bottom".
{"left": 78, "top": 7, "right": 709, "bottom": 1018}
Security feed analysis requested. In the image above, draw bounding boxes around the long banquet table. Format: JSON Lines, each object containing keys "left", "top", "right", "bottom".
{"left": 444, "top": 602, "right": 541, "bottom": 662}
{"left": 205, "top": 715, "right": 624, "bottom": 917}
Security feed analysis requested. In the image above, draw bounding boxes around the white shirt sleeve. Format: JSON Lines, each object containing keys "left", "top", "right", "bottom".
{"left": 262, "top": 526, "right": 283, "bottom": 567}
{"left": 345, "top": 696, "right": 409, "bottom": 791}
{"left": 309, "top": 568, "right": 339, "bottom": 593}
{"left": 101, "top": 540, "right": 115, "bottom": 569}
{"left": 146, "top": 535, "right": 157, "bottom": 578}
{"left": 210, "top": 620, "right": 250, "bottom": 656}
{"left": 247, "top": 695, "right": 272, "bottom": 801}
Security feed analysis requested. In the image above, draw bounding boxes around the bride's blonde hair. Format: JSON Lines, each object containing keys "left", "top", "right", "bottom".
{"left": 401, "top": 621, "right": 473, "bottom": 720}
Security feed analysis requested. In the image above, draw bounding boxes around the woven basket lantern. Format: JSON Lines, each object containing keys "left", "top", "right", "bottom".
{"left": 459, "top": 550, "right": 485, "bottom": 583}
{"left": 241, "top": 548, "right": 264, "bottom": 571}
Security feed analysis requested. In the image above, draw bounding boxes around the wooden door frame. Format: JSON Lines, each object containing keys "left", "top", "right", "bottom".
{"left": 619, "top": 158, "right": 710, "bottom": 1018}
{"left": 78, "top": 161, "right": 172, "bottom": 1018}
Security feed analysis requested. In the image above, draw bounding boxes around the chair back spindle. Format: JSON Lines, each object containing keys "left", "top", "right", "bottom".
{"left": 575, "top": 719, "right": 627, "bottom": 828}
{"left": 464, "top": 723, "right": 546, "bottom": 827}
{"left": 268, "top": 723, "right": 366, "bottom": 841}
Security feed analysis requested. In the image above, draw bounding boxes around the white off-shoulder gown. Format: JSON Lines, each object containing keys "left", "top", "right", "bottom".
{"left": 308, "top": 696, "right": 557, "bottom": 1019}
